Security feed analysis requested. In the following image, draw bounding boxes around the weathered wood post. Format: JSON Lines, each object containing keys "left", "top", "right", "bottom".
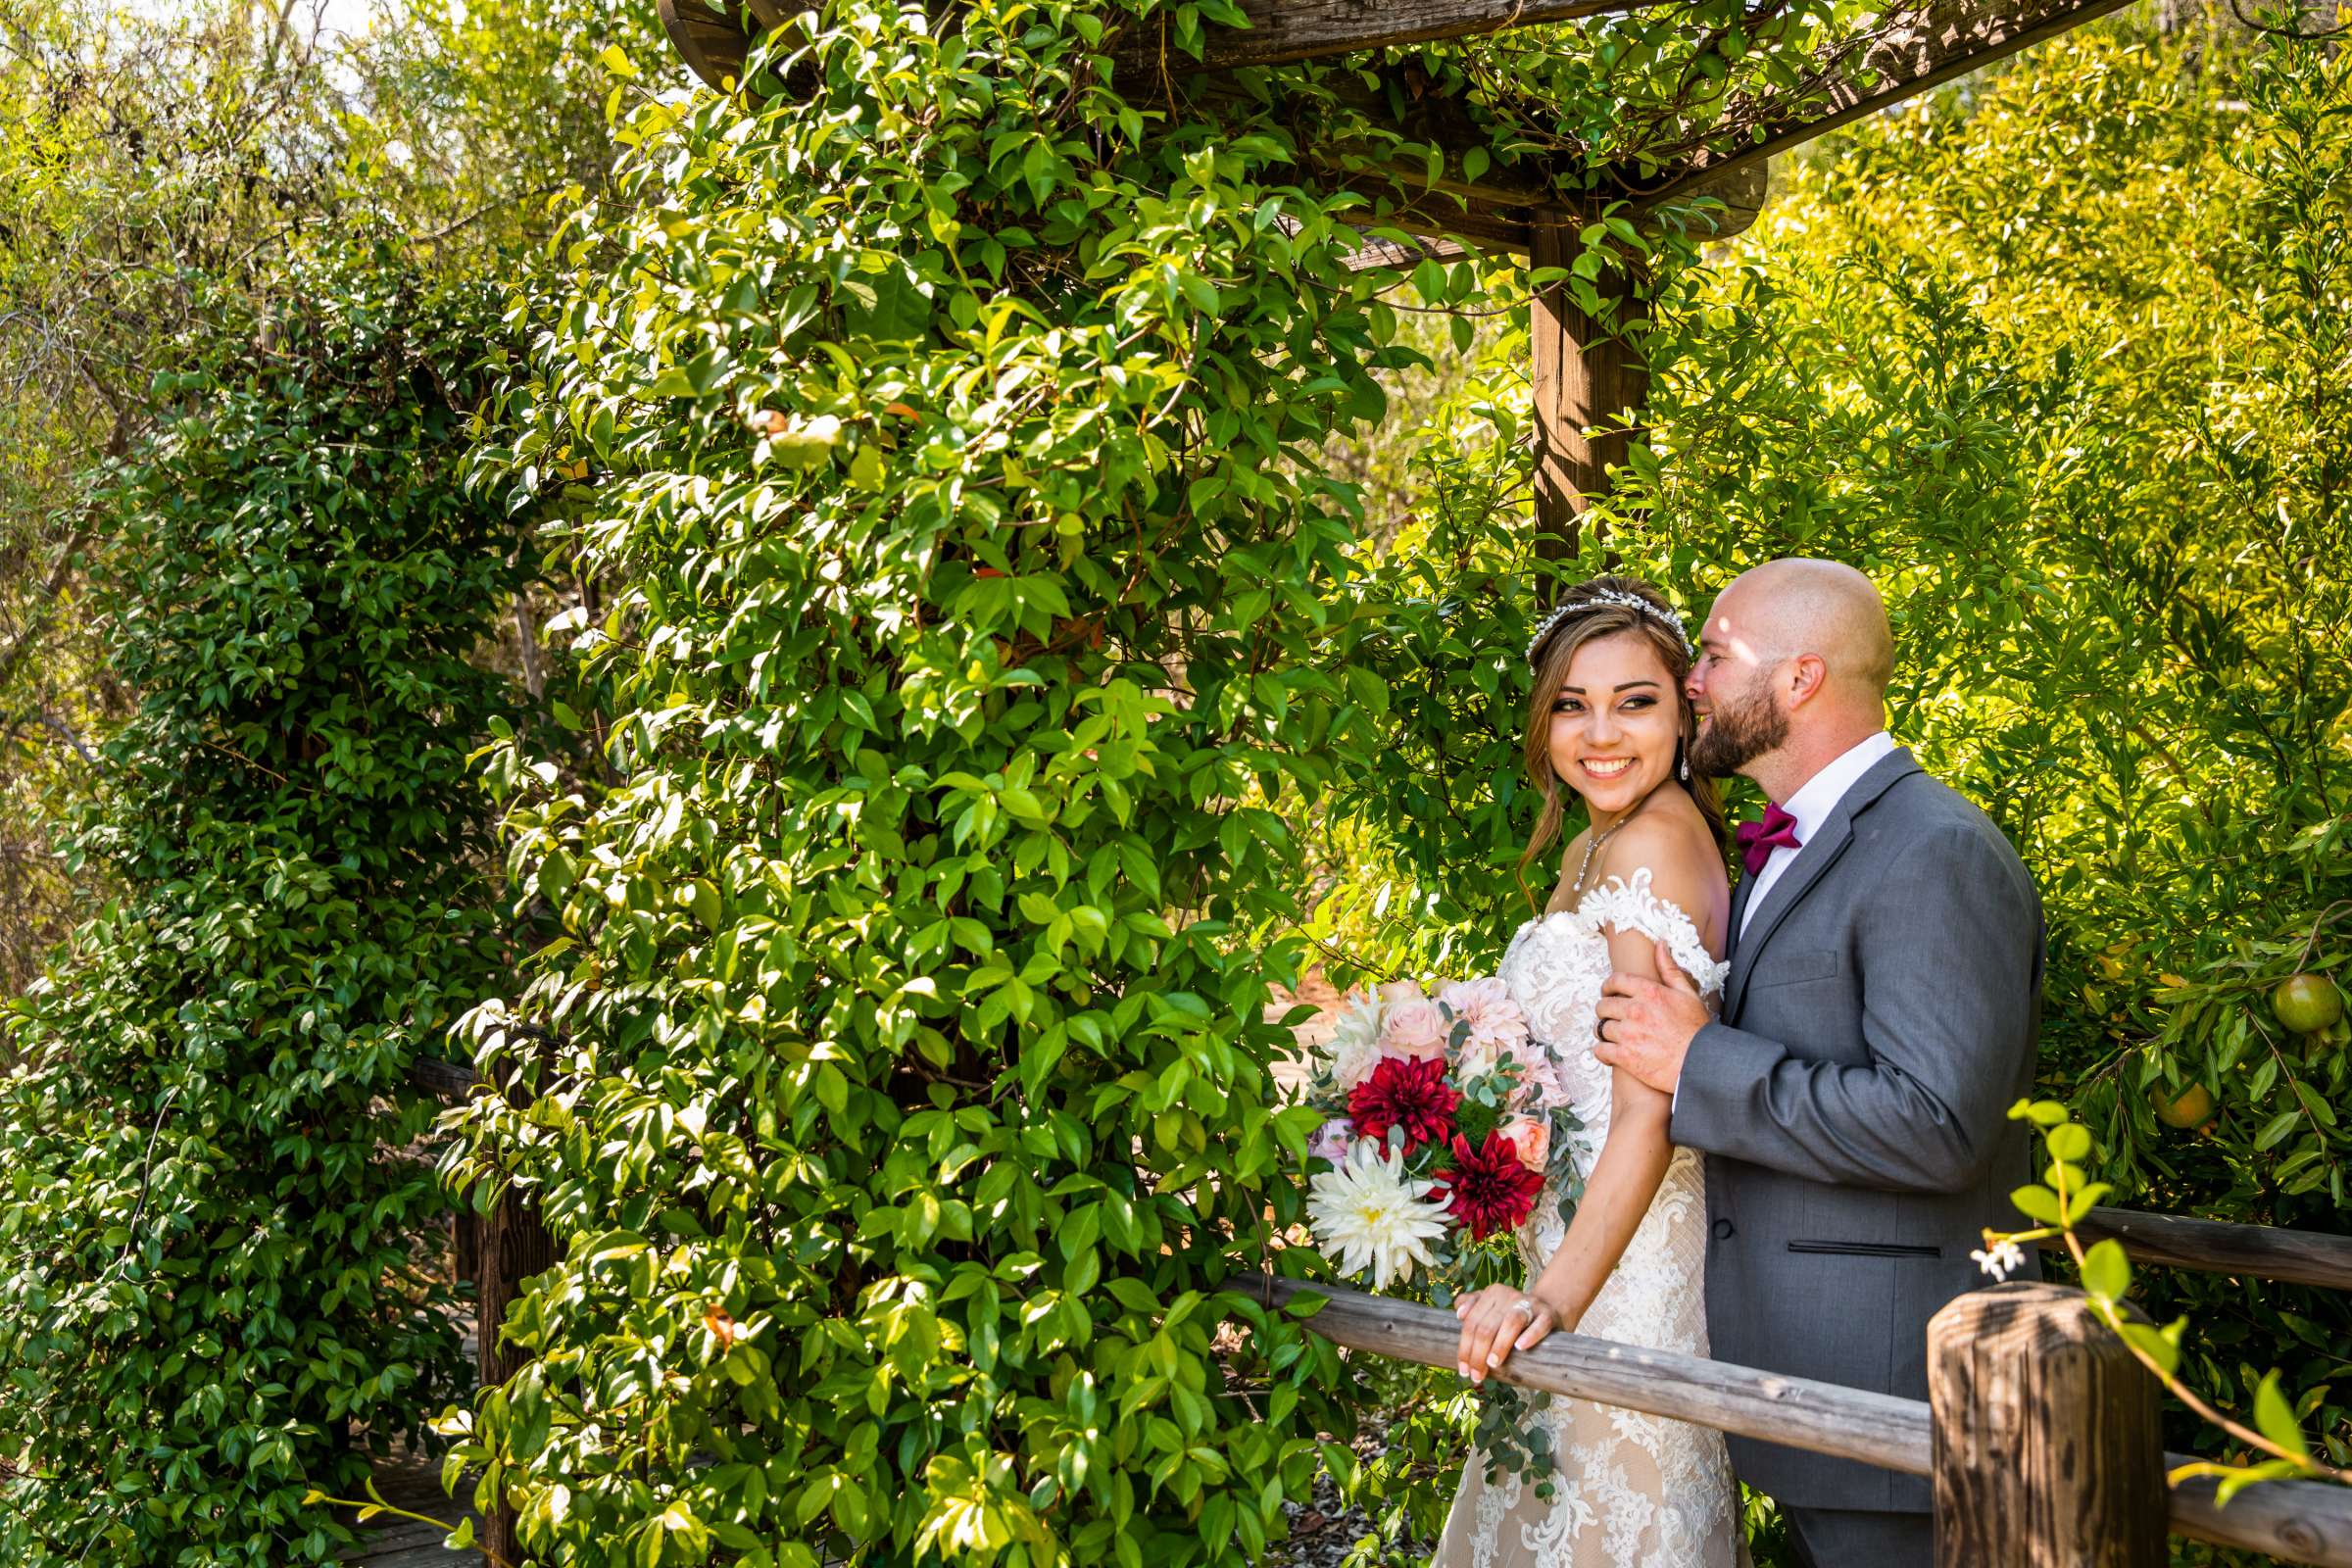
{"left": 1928, "top": 1281, "right": 2167, "bottom": 1567}
{"left": 1528, "top": 210, "right": 1647, "bottom": 574}
{"left": 477, "top": 1053, "right": 560, "bottom": 1568}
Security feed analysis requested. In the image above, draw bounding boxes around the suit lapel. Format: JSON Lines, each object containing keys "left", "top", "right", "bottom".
{"left": 1724, "top": 749, "right": 1923, "bottom": 1017}
{"left": 1726, "top": 870, "right": 1757, "bottom": 960}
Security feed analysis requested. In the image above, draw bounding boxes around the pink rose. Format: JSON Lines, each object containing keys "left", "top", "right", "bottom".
{"left": 1499, "top": 1114, "right": 1550, "bottom": 1174}
{"left": 1378, "top": 989, "right": 1448, "bottom": 1060}
{"left": 1308, "top": 1118, "right": 1353, "bottom": 1166}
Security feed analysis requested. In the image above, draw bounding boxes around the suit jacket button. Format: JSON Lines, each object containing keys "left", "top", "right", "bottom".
{"left": 1711, "top": 1218, "right": 1736, "bottom": 1241}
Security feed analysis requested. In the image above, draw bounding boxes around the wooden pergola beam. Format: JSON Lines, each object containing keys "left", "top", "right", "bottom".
{"left": 659, "top": 0, "right": 1673, "bottom": 89}
{"left": 1108, "top": 0, "right": 1662, "bottom": 73}
{"left": 1607, "top": 0, "right": 2137, "bottom": 205}
{"left": 663, "top": 0, "right": 2135, "bottom": 238}
{"left": 655, "top": 6, "right": 1771, "bottom": 260}
{"left": 1295, "top": 69, "right": 1772, "bottom": 255}
{"left": 1344, "top": 156, "right": 1769, "bottom": 255}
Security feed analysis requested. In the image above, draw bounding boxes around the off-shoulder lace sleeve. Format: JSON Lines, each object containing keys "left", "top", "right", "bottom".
{"left": 1573, "top": 867, "right": 1728, "bottom": 998}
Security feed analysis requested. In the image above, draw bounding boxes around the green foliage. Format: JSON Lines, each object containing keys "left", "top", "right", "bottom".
{"left": 440, "top": 6, "right": 1461, "bottom": 1562}
{"left": 1992, "top": 1099, "right": 2347, "bottom": 1507}
{"left": 1290, "top": 14, "right": 2352, "bottom": 1548}
{"left": 0, "top": 240, "right": 527, "bottom": 1565}
{"left": 0, "top": 0, "right": 661, "bottom": 995}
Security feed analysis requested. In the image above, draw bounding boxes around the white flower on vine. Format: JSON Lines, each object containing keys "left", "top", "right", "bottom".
{"left": 1970, "top": 1239, "right": 2029, "bottom": 1281}
{"left": 1306, "top": 1140, "right": 1452, "bottom": 1291}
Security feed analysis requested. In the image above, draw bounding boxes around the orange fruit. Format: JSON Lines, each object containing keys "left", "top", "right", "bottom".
{"left": 2152, "top": 1083, "right": 2215, "bottom": 1130}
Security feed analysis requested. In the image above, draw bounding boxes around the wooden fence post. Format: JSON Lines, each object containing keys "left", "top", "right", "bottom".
{"left": 1929, "top": 1281, "right": 2167, "bottom": 1568}
{"left": 476, "top": 1054, "right": 559, "bottom": 1568}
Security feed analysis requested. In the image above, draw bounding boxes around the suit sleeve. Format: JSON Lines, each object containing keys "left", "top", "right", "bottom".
{"left": 1669, "top": 823, "right": 2041, "bottom": 1193}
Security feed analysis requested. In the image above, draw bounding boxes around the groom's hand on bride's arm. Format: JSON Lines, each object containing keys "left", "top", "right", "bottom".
{"left": 1592, "top": 938, "right": 1710, "bottom": 1096}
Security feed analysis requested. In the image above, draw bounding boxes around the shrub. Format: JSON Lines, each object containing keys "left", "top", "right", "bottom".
{"left": 438, "top": 4, "right": 1446, "bottom": 1561}
{"left": 0, "top": 240, "right": 527, "bottom": 1565}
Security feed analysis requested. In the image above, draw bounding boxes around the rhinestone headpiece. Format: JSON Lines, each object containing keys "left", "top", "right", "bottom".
{"left": 1524, "top": 587, "right": 1694, "bottom": 664}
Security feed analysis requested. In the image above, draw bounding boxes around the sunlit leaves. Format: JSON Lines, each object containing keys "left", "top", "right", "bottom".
{"left": 0, "top": 245, "right": 522, "bottom": 1564}
{"left": 438, "top": 1, "right": 1417, "bottom": 1560}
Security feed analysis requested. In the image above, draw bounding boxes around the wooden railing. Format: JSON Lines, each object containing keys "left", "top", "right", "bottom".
{"left": 1232, "top": 1273, "right": 2352, "bottom": 1565}
{"left": 2069, "top": 1207, "right": 2352, "bottom": 1293}
{"left": 408, "top": 1055, "right": 2352, "bottom": 1565}
{"left": 1237, "top": 1205, "right": 2352, "bottom": 1568}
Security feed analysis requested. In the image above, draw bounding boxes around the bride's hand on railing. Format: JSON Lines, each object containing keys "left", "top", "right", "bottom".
{"left": 1454, "top": 1283, "right": 1562, "bottom": 1384}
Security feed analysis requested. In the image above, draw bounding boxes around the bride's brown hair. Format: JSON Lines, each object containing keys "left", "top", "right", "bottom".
{"left": 1516, "top": 574, "right": 1730, "bottom": 911}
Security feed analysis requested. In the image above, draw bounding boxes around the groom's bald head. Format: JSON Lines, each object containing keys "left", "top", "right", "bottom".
{"left": 1725, "top": 559, "right": 1894, "bottom": 702}
{"left": 1688, "top": 559, "right": 1893, "bottom": 796}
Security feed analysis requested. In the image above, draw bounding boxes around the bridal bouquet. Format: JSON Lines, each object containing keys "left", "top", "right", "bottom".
{"left": 1298, "top": 977, "right": 1588, "bottom": 1292}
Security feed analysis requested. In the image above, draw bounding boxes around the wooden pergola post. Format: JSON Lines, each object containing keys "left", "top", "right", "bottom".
{"left": 1529, "top": 215, "right": 1647, "bottom": 577}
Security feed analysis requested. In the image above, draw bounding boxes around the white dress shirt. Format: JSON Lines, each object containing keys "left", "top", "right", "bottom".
{"left": 1738, "top": 730, "right": 1897, "bottom": 937}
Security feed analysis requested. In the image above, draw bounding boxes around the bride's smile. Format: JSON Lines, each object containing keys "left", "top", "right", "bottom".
{"left": 1548, "top": 630, "right": 1684, "bottom": 819}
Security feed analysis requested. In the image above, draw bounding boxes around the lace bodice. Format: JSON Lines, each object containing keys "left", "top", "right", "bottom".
{"left": 1437, "top": 868, "right": 1739, "bottom": 1568}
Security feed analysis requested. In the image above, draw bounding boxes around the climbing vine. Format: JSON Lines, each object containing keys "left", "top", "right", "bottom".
{"left": 0, "top": 240, "right": 527, "bottom": 1566}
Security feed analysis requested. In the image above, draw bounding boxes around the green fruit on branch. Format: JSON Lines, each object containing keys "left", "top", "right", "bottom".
{"left": 2273, "top": 972, "right": 2343, "bottom": 1035}
{"left": 2152, "top": 1082, "right": 2216, "bottom": 1130}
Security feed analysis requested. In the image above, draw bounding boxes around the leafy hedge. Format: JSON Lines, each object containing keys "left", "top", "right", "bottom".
{"left": 432, "top": 2, "right": 1479, "bottom": 1560}
{"left": 0, "top": 242, "right": 526, "bottom": 1565}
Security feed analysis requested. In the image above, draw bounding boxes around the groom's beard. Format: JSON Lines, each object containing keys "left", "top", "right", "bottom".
{"left": 1689, "top": 673, "right": 1788, "bottom": 778}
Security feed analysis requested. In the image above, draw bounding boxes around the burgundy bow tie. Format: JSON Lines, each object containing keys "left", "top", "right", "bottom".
{"left": 1736, "top": 803, "right": 1801, "bottom": 875}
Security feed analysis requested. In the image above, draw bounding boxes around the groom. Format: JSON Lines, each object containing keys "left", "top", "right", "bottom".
{"left": 1593, "top": 559, "right": 2043, "bottom": 1568}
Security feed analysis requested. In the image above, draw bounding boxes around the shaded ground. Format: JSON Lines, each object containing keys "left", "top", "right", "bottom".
{"left": 1261, "top": 1413, "right": 1436, "bottom": 1568}
{"left": 338, "top": 1445, "right": 481, "bottom": 1566}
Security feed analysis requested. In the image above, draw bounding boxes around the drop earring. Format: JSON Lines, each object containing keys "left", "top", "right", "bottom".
{"left": 1678, "top": 746, "right": 1690, "bottom": 783}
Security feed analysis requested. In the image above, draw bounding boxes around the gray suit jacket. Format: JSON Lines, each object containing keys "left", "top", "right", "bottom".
{"left": 1671, "top": 748, "right": 2043, "bottom": 1513}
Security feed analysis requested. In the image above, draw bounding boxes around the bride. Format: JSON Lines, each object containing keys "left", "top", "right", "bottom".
{"left": 1433, "top": 574, "right": 1740, "bottom": 1567}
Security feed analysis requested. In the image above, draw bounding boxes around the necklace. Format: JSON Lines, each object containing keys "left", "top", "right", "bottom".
{"left": 1571, "top": 788, "right": 1660, "bottom": 901}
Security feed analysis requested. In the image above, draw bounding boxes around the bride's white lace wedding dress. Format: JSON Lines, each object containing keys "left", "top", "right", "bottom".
{"left": 1434, "top": 869, "right": 1741, "bottom": 1568}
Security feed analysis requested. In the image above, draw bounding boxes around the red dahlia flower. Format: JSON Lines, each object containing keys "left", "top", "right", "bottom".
{"left": 1347, "top": 1055, "right": 1460, "bottom": 1153}
{"left": 1436, "top": 1130, "right": 1547, "bottom": 1240}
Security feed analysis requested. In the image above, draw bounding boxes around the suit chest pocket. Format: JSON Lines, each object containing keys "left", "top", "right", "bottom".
{"left": 1749, "top": 948, "right": 1841, "bottom": 988}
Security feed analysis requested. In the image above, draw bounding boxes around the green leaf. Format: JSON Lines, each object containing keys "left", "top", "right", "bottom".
{"left": 2254, "top": 1109, "right": 2300, "bottom": 1152}
{"left": 2081, "top": 1238, "right": 2131, "bottom": 1301}
{"left": 2254, "top": 1370, "right": 2312, "bottom": 1465}
{"left": 2008, "top": 1184, "right": 2064, "bottom": 1226}
{"left": 2118, "top": 1319, "right": 2183, "bottom": 1379}
{"left": 2046, "top": 1122, "right": 2092, "bottom": 1161}
{"left": 838, "top": 266, "right": 931, "bottom": 342}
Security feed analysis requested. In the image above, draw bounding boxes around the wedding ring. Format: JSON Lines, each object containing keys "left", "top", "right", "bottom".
{"left": 1511, "top": 1297, "right": 1537, "bottom": 1320}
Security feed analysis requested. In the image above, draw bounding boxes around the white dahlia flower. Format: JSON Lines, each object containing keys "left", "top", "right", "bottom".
{"left": 1306, "top": 1141, "right": 1453, "bottom": 1290}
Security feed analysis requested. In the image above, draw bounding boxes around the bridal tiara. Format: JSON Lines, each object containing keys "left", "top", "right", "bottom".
{"left": 1524, "top": 587, "right": 1695, "bottom": 664}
